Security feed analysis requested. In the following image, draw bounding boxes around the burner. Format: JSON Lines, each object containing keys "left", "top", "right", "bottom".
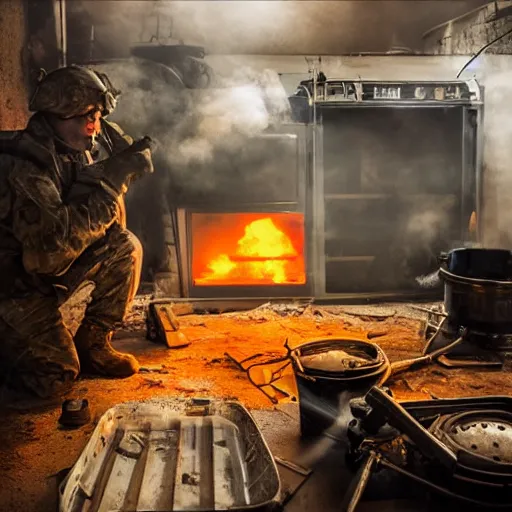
{"left": 430, "top": 410, "right": 512, "bottom": 484}
{"left": 344, "top": 389, "right": 512, "bottom": 509}
{"left": 423, "top": 307, "right": 507, "bottom": 368}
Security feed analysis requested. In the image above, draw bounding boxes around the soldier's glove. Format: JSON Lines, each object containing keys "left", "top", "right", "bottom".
{"left": 102, "top": 136, "right": 157, "bottom": 194}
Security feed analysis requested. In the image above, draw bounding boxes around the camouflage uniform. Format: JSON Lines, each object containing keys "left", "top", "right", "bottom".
{"left": 0, "top": 66, "right": 152, "bottom": 399}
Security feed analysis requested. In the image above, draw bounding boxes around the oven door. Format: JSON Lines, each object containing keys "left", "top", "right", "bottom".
{"left": 178, "top": 204, "right": 313, "bottom": 298}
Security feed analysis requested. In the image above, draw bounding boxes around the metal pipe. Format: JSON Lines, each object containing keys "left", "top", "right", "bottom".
{"left": 378, "top": 325, "right": 466, "bottom": 386}
{"left": 422, "top": 316, "right": 447, "bottom": 355}
{"left": 89, "top": 24, "right": 95, "bottom": 61}
{"left": 53, "top": 0, "right": 67, "bottom": 67}
{"left": 341, "top": 451, "right": 378, "bottom": 512}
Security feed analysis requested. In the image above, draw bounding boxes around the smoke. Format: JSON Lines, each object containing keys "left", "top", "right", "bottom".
{"left": 296, "top": 390, "right": 354, "bottom": 468}
{"left": 78, "top": 0, "right": 495, "bottom": 284}
{"left": 415, "top": 270, "right": 441, "bottom": 289}
{"left": 170, "top": 68, "right": 290, "bottom": 169}
{"left": 168, "top": 1, "right": 488, "bottom": 54}
{"left": 75, "top": 1, "right": 488, "bottom": 56}
{"left": 475, "top": 58, "right": 512, "bottom": 248}
{"left": 91, "top": 57, "right": 295, "bottom": 280}
{"left": 94, "top": 58, "right": 292, "bottom": 193}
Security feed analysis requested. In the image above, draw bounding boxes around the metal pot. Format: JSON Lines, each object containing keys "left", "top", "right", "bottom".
{"left": 439, "top": 248, "right": 512, "bottom": 334}
{"left": 290, "top": 338, "right": 387, "bottom": 437}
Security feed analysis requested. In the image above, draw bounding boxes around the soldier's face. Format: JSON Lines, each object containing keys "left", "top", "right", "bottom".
{"left": 51, "top": 104, "right": 104, "bottom": 151}
{"left": 83, "top": 108, "right": 103, "bottom": 138}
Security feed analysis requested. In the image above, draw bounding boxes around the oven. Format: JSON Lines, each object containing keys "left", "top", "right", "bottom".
{"left": 176, "top": 125, "right": 313, "bottom": 298}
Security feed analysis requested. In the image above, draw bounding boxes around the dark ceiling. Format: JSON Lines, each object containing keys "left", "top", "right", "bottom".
{"left": 74, "top": 0, "right": 490, "bottom": 55}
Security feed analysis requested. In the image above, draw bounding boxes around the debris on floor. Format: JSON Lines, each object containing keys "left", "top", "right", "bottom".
{"left": 2, "top": 298, "right": 512, "bottom": 512}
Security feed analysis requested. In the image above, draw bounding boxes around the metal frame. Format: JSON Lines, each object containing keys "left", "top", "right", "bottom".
{"left": 175, "top": 80, "right": 483, "bottom": 302}
{"left": 474, "top": 88, "right": 485, "bottom": 243}
{"left": 180, "top": 204, "right": 313, "bottom": 298}
{"left": 176, "top": 124, "right": 314, "bottom": 299}
{"left": 310, "top": 78, "right": 482, "bottom": 106}
{"left": 311, "top": 123, "right": 326, "bottom": 297}
{"left": 308, "top": 79, "right": 484, "bottom": 300}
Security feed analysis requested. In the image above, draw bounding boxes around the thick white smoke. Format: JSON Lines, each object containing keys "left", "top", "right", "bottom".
{"left": 94, "top": 58, "right": 292, "bottom": 191}
{"left": 76, "top": 0, "right": 487, "bottom": 56}
{"left": 477, "top": 58, "right": 512, "bottom": 248}
{"left": 171, "top": 67, "right": 290, "bottom": 168}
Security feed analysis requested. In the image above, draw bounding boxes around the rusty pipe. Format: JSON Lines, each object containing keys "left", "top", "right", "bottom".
{"left": 378, "top": 330, "right": 466, "bottom": 387}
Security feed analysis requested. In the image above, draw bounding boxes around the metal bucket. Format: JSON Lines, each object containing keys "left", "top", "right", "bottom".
{"left": 290, "top": 338, "right": 387, "bottom": 438}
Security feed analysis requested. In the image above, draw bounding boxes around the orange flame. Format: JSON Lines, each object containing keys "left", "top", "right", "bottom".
{"left": 194, "top": 216, "right": 305, "bottom": 286}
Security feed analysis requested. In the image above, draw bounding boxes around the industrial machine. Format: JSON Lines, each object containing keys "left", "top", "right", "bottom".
{"left": 289, "top": 76, "right": 483, "bottom": 299}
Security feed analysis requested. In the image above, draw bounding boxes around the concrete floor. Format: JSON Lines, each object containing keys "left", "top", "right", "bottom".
{"left": 1, "top": 299, "right": 509, "bottom": 511}
{"left": 252, "top": 405, "right": 483, "bottom": 512}
{"left": 0, "top": 346, "right": 501, "bottom": 512}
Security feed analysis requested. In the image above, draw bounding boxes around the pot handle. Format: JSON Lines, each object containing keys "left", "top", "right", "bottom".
{"left": 438, "top": 252, "right": 450, "bottom": 265}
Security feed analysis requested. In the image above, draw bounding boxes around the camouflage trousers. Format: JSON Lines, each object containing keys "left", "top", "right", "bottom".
{"left": 0, "top": 225, "right": 142, "bottom": 398}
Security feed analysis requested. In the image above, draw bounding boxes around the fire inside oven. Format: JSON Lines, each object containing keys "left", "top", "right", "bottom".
{"left": 191, "top": 212, "right": 306, "bottom": 287}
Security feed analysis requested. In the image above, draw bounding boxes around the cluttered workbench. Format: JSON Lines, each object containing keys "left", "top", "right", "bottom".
{"left": 1, "top": 293, "right": 511, "bottom": 511}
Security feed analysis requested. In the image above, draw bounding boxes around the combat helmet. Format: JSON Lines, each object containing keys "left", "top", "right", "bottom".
{"left": 29, "top": 65, "right": 120, "bottom": 119}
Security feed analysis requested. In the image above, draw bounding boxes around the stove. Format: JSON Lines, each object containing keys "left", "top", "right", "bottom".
{"left": 175, "top": 127, "right": 313, "bottom": 299}
{"left": 423, "top": 305, "right": 508, "bottom": 368}
{"left": 162, "top": 80, "right": 483, "bottom": 301}
{"left": 344, "top": 387, "right": 512, "bottom": 510}
{"left": 422, "top": 248, "right": 512, "bottom": 368}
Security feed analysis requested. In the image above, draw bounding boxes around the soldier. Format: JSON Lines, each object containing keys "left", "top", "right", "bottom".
{"left": 0, "top": 65, "right": 155, "bottom": 403}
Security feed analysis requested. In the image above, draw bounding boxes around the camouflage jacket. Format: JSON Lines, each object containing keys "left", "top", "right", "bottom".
{"left": 0, "top": 113, "right": 133, "bottom": 297}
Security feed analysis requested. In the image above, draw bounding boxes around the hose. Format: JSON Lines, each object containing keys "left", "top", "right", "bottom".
{"left": 378, "top": 330, "right": 467, "bottom": 387}
{"left": 422, "top": 316, "right": 447, "bottom": 355}
{"left": 457, "top": 26, "right": 512, "bottom": 78}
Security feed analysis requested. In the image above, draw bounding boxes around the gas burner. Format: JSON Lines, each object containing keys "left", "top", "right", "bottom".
{"left": 344, "top": 388, "right": 512, "bottom": 509}
{"left": 430, "top": 410, "right": 512, "bottom": 476}
{"left": 422, "top": 305, "right": 506, "bottom": 369}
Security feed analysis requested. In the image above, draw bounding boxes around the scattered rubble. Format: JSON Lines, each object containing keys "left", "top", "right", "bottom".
{"left": 3, "top": 297, "right": 512, "bottom": 512}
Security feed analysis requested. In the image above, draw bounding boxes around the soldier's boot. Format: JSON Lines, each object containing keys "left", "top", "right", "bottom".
{"left": 74, "top": 322, "right": 139, "bottom": 377}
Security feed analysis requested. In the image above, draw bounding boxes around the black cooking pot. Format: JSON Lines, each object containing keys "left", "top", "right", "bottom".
{"left": 290, "top": 338, "right": 387, "bottom": 437}
{"left": 439, "top": 248, "right": 512, "bottom": 334}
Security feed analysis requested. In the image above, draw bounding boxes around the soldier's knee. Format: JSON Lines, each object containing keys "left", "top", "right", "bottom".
{"left": 110, "top": 229, "right": 143, "bottom": 260}
{"left": 126, "top": 230, "right": 143, "bottom": 261}
{"left": 101, "top": 229, "right": 143, "bottom": 291}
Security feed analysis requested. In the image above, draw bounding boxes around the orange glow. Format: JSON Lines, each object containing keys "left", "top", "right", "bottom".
{"left": 192, "top": 213, "right": 306, "bottom": 286}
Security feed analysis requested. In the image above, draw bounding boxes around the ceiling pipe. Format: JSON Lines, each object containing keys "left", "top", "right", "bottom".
{"left": 422, "top": 2, "right": 498, "bottom": 40}
{"left": 53, "top": 0, "right": 67, "bottom": 67}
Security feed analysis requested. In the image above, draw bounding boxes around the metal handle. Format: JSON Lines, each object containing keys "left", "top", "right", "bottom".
{"left": 365, "top": 387, "right": 457, "bottom": 470}
{"left": 438, "top": 251, "right": 450, "bottom": 265}
{"left": 341, "top": 451, "right": 377, "bottom": 512}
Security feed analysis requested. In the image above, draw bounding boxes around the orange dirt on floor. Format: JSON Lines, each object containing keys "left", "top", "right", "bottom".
{"left": 132, "top": 304, "right": 427, "bottom": 408}
{"left": 2, "top": 303, "right": 512, "bottom": 512}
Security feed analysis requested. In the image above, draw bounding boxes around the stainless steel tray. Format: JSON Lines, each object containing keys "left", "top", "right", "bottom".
{"left": 59, "top": 398, "right": 280, "bottom": 511}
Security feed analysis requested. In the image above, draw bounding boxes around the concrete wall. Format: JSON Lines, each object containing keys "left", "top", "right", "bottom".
{"left": 467, "top": 55, "right": 512, "bottom": 248}
{"left": 423, "top": 1, "right": 512, "bottom": 54}
{"left": 0, "top": 0, "right": 29, "bottom": 130}
{"left": 204, "top": 53, "right": 512, "bottom": 248}
{"left": 421, "top": 2, "right": 512, "bottom": 246}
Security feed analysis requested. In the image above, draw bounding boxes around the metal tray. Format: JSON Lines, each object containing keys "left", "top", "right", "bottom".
{"left": 59, "top": 398, "right": 280, "bottom": 511}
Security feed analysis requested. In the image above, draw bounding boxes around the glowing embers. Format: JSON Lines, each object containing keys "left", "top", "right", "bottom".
{"left": 192, "top": 213, "right": 306, "bottom": 286}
